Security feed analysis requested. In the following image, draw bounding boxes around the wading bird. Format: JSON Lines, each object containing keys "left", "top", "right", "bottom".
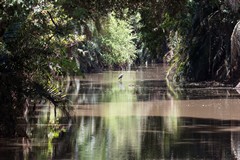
{"left": 118, "top": 73, "right": 123, "bottom": 80}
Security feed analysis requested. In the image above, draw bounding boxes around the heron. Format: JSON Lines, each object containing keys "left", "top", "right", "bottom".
{"left": 118, "top": 73, "right": 123, "bottom": 80}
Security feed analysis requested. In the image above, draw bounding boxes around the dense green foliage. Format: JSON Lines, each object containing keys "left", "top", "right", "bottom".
{"left": 0, "top": 1, "right": 79, "bottom": 136}
{"left": 100, "top": 13, "right": 136, "bottom": 67}
{"left": 167, "top": 0, "right": 240, "bottom": 82}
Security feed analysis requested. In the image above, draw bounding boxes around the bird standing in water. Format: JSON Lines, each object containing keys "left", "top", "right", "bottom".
{"left": 118, "top": 73, "right": 123, "bottom": 80}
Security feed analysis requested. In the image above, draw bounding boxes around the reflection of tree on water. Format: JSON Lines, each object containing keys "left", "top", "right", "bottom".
{"left": 58, "top": 72, "right": 182, "bottom": 159}
{"left": 26, "top": 72, "right": 147, "bottom": 159}
{"left": 231, "top": 131, "right": 240, "bottom": 160}
{"left": 98, "top": 72, "right": 144, "bottom": 159}
{"left": 6, "top": 67, "right": 240, "bottom": 159}
{"left": 46, "top": 71, "right": 147, "bottom": 159}
{"left": 19, "top": 99, "right": 73, "bottom": 160}
{"left": 231, "top": 88, "right": 240, "bottom": 160}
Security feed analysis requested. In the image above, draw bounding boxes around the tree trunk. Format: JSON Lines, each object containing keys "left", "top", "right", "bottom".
{"left": 231, "top": 21, "right": 240, "bottom": 79}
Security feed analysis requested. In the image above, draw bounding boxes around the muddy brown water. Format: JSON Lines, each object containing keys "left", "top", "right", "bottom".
{"left": 1, "top": 64, "right": 240, "bottom": 159}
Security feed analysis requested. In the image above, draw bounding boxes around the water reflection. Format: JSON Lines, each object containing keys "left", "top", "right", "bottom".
{"left": 231, "top": 132, "right": 240, "bottom": 160}
{"left": 2, "top": 64, "right": 240, "bottom": 159}
{"left": 73, "top": 71, "right": 145, "bottom": 159}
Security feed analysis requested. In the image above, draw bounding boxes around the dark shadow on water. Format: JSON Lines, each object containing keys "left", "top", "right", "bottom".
{"left": 1, "top": 116, "right": 240, "bottom": 159}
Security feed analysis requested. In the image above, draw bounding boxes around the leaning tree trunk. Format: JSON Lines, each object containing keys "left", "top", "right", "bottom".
{"left": 231, "top": 21, "right": 240, "bottom": 81}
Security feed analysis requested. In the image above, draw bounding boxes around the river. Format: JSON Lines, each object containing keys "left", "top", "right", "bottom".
{"left": 1, "top": 64, "right": 240, "bottom": 159}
